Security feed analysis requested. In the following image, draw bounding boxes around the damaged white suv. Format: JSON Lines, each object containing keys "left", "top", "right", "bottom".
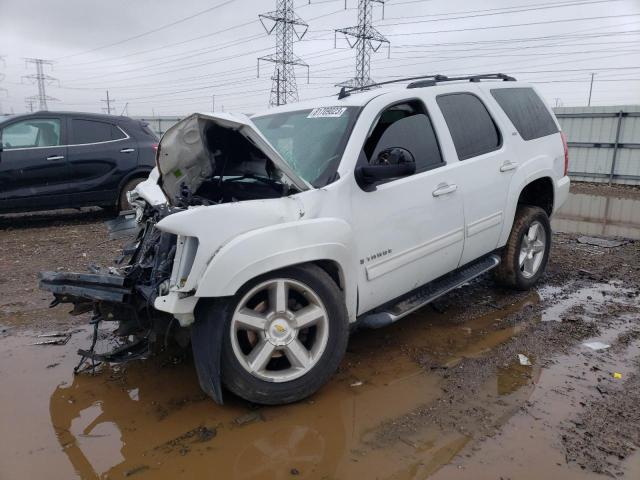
{"left": 41, "top": 74, "right": 570, "bottom": 405}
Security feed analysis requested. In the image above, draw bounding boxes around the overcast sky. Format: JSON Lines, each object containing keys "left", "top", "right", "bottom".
{"left": 0, "top": 0, "right": 638, "bottom": 116}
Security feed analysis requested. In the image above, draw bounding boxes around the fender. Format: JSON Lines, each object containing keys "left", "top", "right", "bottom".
{"left": 195, "top": 217, "right": 358, "bottom": 322}
{"left": 498, "top": 156, "right": 557, "bottom": 246}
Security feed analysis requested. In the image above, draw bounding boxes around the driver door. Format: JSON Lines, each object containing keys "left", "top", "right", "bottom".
{"left": 351, "top": 100, "right": 466, "bottom": 314}
{"left": 0, "top": 116, "right": 70, "bottom": 212}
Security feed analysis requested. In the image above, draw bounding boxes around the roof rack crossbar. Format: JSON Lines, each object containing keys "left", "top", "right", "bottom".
{"left": 337, "top": 74, "right": 448, "bottom": 99}
{"left": 407, "top": 73, "right": 516, "bottom": 89}
{"left": 336, "top": 73, "right": 516, "bottom": 99}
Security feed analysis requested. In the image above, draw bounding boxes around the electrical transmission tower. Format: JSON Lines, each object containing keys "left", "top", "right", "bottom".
{"left": 22, "top": 58, "right": 59, "bottom": 111}
{"left": 101, "top": 90, "right": 115, "bottom": 115}
{"left": 257, "top": 0, "right": 310, "bottom": 106}
{"left": 335, "top": 0, "right": 390, "bottom": 88}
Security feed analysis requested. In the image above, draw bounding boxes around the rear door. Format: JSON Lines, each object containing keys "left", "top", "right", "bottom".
{"left": 436, "top": 89, "right": 515, "bottom": 265}
{"left": 67, "top": 117, "right": 139, "bottom": 206}
{"left": 0, "top": 116, "right": 70, "bottom": 212}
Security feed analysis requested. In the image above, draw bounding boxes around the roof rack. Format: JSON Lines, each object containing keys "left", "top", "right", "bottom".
{"left": 337, "top": 73, "right": 516, "bottom": 99}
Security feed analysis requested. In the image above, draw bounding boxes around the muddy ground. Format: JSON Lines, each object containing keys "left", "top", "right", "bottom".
{"left": 0, "top": 182, "right": 639, "bottom": 479}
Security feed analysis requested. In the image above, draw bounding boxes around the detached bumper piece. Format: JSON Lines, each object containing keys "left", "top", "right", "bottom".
{"left": 39, "top": 271, "right": 132, "bottom": 304}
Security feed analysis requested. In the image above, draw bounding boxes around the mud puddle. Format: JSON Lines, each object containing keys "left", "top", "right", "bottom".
{"left": 431, "top": 314, "right": 640, "bottom": 480}
{"left": 552, "top": 190, "right": 640, "bottom": 240}
{"left": 0, "top": 291, "right": 545, "bottom": 480}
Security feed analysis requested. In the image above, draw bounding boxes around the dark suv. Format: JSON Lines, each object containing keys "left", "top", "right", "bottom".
{"left": 0, "top": 112, "right": 158, "bottom": 214}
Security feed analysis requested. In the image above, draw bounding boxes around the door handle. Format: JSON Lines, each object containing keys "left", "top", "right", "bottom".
{"left": 46, "top": 155, "right": 64, "bottom": 161}
{"left": 432, "top": 183, "right": 457, "bottom": 197}
{"left": 500, "top": 161, "right": 518, "bottom": 172}
{"left": 120, "top": 148, "right": 136, "bottom": 153}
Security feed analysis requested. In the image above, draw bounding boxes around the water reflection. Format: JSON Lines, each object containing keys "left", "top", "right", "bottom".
{"left": 552, "top": 191, "right": 640, "bottom": 240}
{"left": 45, "top": 293, "right": 544, "bottom": 479}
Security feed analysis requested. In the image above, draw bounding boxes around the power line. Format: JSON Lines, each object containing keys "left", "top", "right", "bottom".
{"left": 258, "top": 0, "right": 310, "bottom": 106}
{"left": 0, "top": 56, "right": 6, "bottom": 114}
{"left": 56, "top": 0, "right": 240, "bottom": 60}
{"left": 379, "top": 0, "right": 623, "bottom": 26}
{"left": 22, "top": 58, "right": 59, "bottom": 111}
{"left": 379, "top": 12, "right": 640, "bottom": 37}
{"left": 336, "top": 0, "right": 390, "bottom": 88}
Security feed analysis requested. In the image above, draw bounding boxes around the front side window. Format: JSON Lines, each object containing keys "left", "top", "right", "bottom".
{"left": 491, "top": 87, "right": 558, "bottom": 141}
{"left": 363, "top": 100, "right": 443, "bottom": 173}
{"left": 1, "top": 118, "right": 61, "bottom": 149}
{"left": 71, "top": 119, "right": 125, "bottom": 144}
{"left": 437, "top": 93, "right": 501, "bottom": 160}
{"left": 252, "top": 107, "right": 360, "bottom": 187}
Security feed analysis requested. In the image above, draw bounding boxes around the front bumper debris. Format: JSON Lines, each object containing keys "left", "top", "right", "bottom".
{"left": 39, "top": 271, "right": 132, "bottom": 304}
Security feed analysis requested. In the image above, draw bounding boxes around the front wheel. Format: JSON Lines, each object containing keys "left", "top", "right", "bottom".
{"left": 494, "top": 205, "right": 551, "bottom": 290}
{"left": 219, "top": 264, "right": 349, "bottom": 405}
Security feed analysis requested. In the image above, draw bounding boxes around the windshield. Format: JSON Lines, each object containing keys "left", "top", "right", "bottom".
{"left": 252, "top": 106, "right": 360, "bottom": 187}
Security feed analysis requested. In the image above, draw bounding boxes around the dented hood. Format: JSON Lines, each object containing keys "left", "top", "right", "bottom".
{"left": 157, "top": 112, "right": 310, "bottom": 201}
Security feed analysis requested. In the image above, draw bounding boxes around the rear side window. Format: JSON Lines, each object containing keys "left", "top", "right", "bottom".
{"left": 437, "top": 93, "right": 501, "bottom": 160}
{"left": 491, "top": 87, "right": 559, "bottom": 140}
{"left": 71, "top": 119, "right": 125, "bottom": 144}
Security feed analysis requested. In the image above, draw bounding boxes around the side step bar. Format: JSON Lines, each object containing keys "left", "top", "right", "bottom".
{"left": 358, "top": 254, "right": 501, "bottom": 329}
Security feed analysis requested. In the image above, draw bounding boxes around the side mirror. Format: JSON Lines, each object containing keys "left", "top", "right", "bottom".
{"left": 356, "top": 147, "right": 416, "bottom": 188}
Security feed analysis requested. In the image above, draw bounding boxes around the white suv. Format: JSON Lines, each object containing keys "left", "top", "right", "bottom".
{"left": 41, "top": 74, "right": 570, "bottom": 405}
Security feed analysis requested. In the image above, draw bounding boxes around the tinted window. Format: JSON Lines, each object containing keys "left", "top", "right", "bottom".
{"left": 1, "top": 118, "right": 61, "bottom": 148}
{"left": 72, "top": 119, "right": 124, "bottom": 144}
{"left": 364, "top": 101, "right": 443, "bottom": 173}
{"left": 491, "top": 87, "right": 558, "bottom": 140}
{"left": 437, "top": 93, "right": 501, "bottom": 160}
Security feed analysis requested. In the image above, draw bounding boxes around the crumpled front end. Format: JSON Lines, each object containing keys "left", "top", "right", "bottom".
{"left": 39, "top": 201, "right": 186, "bottom": 367}
{"left": 38, "top": 110, "right": 310, "bottom": 403}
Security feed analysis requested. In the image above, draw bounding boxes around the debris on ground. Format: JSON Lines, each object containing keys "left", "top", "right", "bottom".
{"left": 517, "top": 354, "right": 532, "bottom": 366}
{"left": 123, "top": 465, "right": 150, "bottom": 477}
{"left": 31, "top": 333, "right": 72, "bottom": 346}
{"left": 233, "top": 411, "right": 263, "bottom": 426}
{"left": 576, "top": 236, "right": 630, "bottom": 248}
{"left": 582, "top": 341, "right": 610, "bottom": 351}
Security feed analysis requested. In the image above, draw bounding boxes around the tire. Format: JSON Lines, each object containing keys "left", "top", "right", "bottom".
{"left": 117, "top": 177, "right": 145, "bottom": 212}
{"left": 209, "top": 264, "right": 349, "bottom": 405}
{"left": 494, "top": 205, "right": 551, "bottom": 290}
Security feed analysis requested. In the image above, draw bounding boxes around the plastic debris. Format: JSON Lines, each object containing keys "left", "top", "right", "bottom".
{"left": 518, "top": 354, "right": 532, "bottom": 366}
{"left": 613, "top": 372, "right": 623, "bottom": 379}
{"left": 350, "top": 380, "right": 364, "bottom": 387}
{"left": 233, "top": 411, "right": 263, "bottom": 426}
{"left": 31, "top": 334, "right": 71, "bottom": 346}
{"left": 577, "top": 236, "right": 628, "bottom": 248}
{"left": 582, "top": 341, "right": 610, "bottom": 351}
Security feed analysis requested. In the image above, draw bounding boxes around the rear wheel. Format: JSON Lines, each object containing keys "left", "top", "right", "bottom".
{"left": 494, "top": 205, "right": 551, "bottom": 290}
{"left": 117, "top": 177, "right": 145, "bottom": 212}
{"left": 219, "top": 264, "right": 349, "bottom": 405}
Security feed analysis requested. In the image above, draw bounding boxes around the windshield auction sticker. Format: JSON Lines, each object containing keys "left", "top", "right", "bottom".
{"left": 307, "top": 107, "right": 347, "bottom": 118}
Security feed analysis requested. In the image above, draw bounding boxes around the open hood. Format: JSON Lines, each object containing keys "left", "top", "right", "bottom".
{"left": 157, "top": 112, "right": 310, "bottom": 202}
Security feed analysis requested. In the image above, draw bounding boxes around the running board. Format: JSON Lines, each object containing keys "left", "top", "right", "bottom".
{"left": 358, "top": 254, "right": 501, "bottom": 329}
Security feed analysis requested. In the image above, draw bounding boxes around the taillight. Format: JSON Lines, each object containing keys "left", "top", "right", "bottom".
{"left": 560, "top": 131, "right": 569, "bottom": 176}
